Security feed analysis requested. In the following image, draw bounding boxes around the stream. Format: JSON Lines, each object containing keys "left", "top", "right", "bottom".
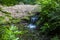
{"left": 14, "top": 12, "right": 50, "bottom": 40}
{"left": 27, "top": 15, "right": 39, "bottom": 31}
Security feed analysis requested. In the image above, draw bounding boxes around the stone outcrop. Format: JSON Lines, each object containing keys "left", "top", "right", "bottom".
{"left": 1, "top": 5, "right": 40, "bottom": 18}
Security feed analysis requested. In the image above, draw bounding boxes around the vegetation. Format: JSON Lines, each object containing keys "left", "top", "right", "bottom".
{"left": 0, "top": 0, "right": 60, "bottom": 40}
{"left": 0, "top": 0, "right": 19, "bottom": 6}
{"left": 0, "top": 0, "right": 36, "bottom": 6}
{"left": 35, "top": 0, "right": 60, "bottom": 39}
{"left": 0, "top": 9, "right": 25, "bottom": 40}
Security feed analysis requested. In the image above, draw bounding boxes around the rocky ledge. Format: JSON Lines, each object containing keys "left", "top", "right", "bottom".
{"left": 0, "top": 5, "right": 41, "bottom": 18}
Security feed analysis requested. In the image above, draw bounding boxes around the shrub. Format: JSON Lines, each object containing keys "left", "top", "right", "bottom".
{"left": 0, "top": 0, "right": 18, "bottom": 6}
{"left": 35, "top": 0, "right": 60, "bottom": 38}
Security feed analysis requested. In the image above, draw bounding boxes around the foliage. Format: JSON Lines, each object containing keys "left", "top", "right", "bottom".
{"left": 0, "top": 0, "right": 36, "bottom": 6}
{"left": 35, "top": 0, "right": 60, "bottom": 38}
{"left": 0, "top": 25, "right": 25, "bottom": 40}
{"left": 0, "top": 9, "right": 25, "bottom": 40}
{"left": 0, "top": 0, "right": 18, "bottom": 6}
{"left": 18, "top": 0, "right": 36, "bottom": 4}
{"left": 0, "top": 25, "right": 18, "bottom": 40}
{"left": 0, "top": 0, "right": 60, "bottom": 40}
{"left": 51, "top": 35, "right": 60, "bottom": 40}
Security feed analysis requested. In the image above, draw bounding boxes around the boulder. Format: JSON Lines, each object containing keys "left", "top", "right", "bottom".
{"left": 1, "top": 5, "right": 41, "bottom": 18}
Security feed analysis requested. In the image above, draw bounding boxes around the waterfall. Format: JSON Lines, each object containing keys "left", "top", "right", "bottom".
{"left": 27, "top": 15, "right": 39, "bottom": 30}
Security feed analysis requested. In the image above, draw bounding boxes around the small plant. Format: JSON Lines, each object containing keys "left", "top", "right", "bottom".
{"left": 2, "top": 25, "right": 19, "bottom": 40}
{"left": 0, "top": 25, "right": 24, "bottom": 40}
